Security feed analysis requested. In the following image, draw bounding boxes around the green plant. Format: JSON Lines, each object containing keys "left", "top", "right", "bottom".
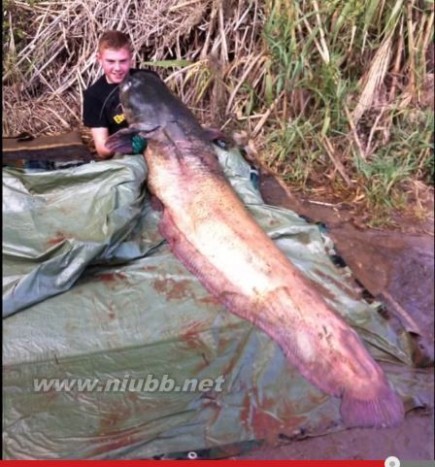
{"left": 261, "top": 0, "right": 434, "bottom": 214}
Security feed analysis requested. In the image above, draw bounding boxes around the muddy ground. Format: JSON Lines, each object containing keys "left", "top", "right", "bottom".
{"left": 233, "top": 172, "right": 434, "bottom": 461}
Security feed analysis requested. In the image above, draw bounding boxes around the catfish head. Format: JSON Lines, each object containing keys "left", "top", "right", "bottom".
{"left": 119, "top": 71, "right": 170, "bottom": 134}
{"left": 106, "top": 70, "right": 230, "bottom": 154}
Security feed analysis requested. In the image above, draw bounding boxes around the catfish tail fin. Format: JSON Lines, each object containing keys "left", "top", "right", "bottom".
{"left": 340, "top": 385, "right": 404, "bottom": 428}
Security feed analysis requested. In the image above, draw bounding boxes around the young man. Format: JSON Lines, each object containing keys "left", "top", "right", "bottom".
{"left": 83, "top": 30, "right": 156, "bottom": 158}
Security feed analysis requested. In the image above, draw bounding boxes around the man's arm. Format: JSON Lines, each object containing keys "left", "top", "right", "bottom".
{"left": 91, "top": 127, "right": 114, "bottom": 159}
{"left": 83, "top": 86, "right": 116, "bottom": 159}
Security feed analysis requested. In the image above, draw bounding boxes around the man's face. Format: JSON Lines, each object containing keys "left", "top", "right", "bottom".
{"left": 97, "top": 47, "right": 132, "bottom": 84}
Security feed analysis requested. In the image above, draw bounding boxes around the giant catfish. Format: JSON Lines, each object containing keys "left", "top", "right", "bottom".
{"left": 106, "top": 71, "right": 404, "bottom": 429}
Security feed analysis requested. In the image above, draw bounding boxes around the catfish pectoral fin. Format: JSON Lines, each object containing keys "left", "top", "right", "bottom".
{"left": 202, "top": 127, "right": 232, "bottom": 146}
{"left": 105, "top": 128, "right": 138, "bottom": 154}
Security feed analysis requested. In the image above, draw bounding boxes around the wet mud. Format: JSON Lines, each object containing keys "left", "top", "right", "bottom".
{"left": 233, "top": 171, "right": 434, "bottom": 460}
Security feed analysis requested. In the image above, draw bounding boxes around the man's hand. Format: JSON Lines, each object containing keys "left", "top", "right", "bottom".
{"left": 91, "top": 127, "right": 115, "bottom": 159}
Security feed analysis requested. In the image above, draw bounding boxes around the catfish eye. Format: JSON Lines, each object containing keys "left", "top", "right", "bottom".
{"left": 121, "top": 80, "right": 132, "bottom": 92}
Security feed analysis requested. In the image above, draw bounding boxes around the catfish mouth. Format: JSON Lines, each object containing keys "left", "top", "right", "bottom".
{"left": 119, "top": 74, "right": 161, "bottom": 134}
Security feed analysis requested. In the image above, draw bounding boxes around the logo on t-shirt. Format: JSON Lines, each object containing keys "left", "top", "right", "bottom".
{"left": 113, "top": 113, "right": 126, "bottom": 124}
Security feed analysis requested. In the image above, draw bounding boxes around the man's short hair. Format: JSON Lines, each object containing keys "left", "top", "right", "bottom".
{"left": 98, "top": 30, "right": 132, "bottom": 53}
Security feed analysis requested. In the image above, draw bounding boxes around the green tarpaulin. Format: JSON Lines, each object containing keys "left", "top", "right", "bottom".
{"left": 2, "top": 146, "right": 432, "bottom": 459}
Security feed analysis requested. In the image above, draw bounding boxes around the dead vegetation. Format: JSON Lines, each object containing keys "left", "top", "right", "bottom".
{"left": 3, "top": 0, "right": 267, "bottom": 136}
{"left": 2, "top": 0, "right": 434, "bottom": 222}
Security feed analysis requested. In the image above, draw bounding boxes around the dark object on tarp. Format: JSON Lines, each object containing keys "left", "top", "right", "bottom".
{"left": 2, "top": 131, "right": 93, "bottom": 166}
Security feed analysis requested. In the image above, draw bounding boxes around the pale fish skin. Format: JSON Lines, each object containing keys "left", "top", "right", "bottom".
{"left": 106, "top": 71, "right": 404, "bottom": 429}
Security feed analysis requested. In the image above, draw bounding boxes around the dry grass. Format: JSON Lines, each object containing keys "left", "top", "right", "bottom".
{"left": 2, "top": 0, "right": 434, "bottom": 221}
{"left": 2, "top": 0, "right": 264, "bottom": 135}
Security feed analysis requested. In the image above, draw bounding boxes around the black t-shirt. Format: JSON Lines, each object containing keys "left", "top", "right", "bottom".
{"left": 82, "top": 69, "right": 161, "bottom": 135}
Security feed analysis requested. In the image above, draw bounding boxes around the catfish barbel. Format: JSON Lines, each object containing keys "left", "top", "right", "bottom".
{"left": 106, "top": 71, "right": 404, "bottom": 428}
